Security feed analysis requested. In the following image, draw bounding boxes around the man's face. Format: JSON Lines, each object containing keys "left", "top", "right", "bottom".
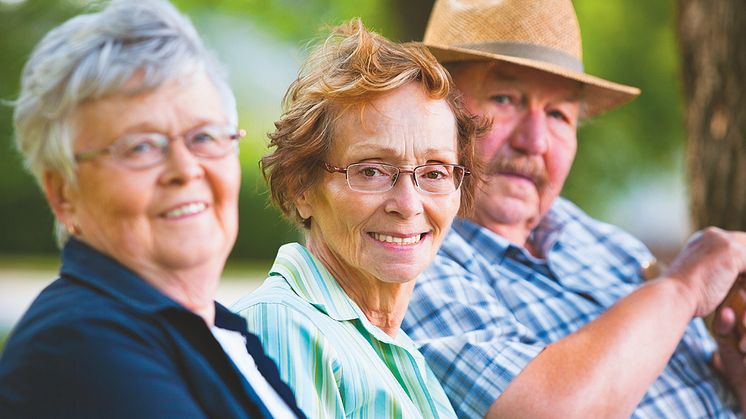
{"left": 451, "top": 61, "right": 581, "bottom": 237}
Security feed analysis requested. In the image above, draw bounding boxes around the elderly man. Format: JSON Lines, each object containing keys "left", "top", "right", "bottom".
{"left": 402, "top": 0, "right": 746, "bottom": 418}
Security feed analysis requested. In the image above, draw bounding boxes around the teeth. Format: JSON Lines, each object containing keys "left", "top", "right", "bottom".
{"left": 372, "top": 233, "right": 423, "bottom": 245}
{"left": 164, "top": 202, "right": 206, "bottom": 218}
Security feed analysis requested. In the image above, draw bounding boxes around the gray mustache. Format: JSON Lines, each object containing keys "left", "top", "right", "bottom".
{"left": 486, "top": 156, "right": 549, "bottom": 189}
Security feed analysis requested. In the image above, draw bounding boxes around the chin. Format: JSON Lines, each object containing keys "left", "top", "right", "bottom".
{"left": 374, "top": 265, "right": 422, "bottom": 285}
{"left": 479, "top": 194, "right": 538, "bottom": 222}
{"left": 159, "top": 238, "right": 228, "bottom": 269}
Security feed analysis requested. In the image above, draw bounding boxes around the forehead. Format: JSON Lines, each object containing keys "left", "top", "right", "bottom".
{"left": 452, "top": 61, "right": 583, "bottom": 100}
{"left": 72, "top": 72, "right": 225, "bottom": 147}
{"left": 332, "top": 83, "right": 458, "bottom": 160}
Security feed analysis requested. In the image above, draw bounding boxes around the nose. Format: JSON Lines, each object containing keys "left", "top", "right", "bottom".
{"left": 159, "top": 138, "right": 204, "bottom": 185}
{"left": 509, "top": 108, "right": 549, "bottom": 155}
{"left": 384, "top": 172, "right": 424, "bottom": 218}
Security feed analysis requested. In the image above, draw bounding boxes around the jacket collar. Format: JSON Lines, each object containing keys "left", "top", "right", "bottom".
{"left": 60, "top": 237, "right": 240, "bottom": 323}
{"left": 60, "top": 238, "right": 181, "bottom": 314}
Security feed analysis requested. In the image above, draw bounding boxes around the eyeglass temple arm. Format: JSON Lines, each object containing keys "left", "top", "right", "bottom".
{"left": 232, "top": 129, "right": 247, "bottom": 140}
{"left": 322, "top": 162, "right": 347, "bottom": 174}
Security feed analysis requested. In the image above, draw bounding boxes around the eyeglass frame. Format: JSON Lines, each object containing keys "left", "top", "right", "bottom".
{"left": 74, "top": 124, "right": 246, "bottom": 170}
{"left": 322, "top": 161, "right": 470, "bottom": 195}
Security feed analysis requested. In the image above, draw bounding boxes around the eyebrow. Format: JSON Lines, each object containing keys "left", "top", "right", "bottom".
{"left": 487, "top": 68, "right": 583, "bottom": 103}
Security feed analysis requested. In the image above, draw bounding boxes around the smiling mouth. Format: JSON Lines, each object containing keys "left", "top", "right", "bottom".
{"left": 369, "top": 232, "right": 426, "bottom": 245}
{"left": 162, "top": 202, "right": 207, "bottom": 219}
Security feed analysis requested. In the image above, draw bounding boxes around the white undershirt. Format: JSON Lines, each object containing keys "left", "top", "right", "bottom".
{"left": 210, "top": 326, "right": 296, "bottom": 418}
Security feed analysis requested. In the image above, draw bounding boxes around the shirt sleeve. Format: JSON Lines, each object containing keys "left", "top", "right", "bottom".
{"left": 0, "top": 315, "right": 208, "bottom": 419}
{"left": 240, "top": 302, "right": 345, "bottom": 419}
{"left": 403, "top": 254, "right": 545, "bottom": 419}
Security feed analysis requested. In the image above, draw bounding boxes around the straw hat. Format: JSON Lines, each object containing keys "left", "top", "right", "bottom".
{"left": 423, "top": 0, "right": 640, "bottom": 116}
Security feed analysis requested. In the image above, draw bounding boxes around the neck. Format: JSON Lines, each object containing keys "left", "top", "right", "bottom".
{"left": 306, "top": 237, "right": 413, "bottom": 338}
{"left": 124, "top": 257, "right": 220, "bottom": 325}
{"left": 152, "top": 270, "right": 218, "bottom": 325}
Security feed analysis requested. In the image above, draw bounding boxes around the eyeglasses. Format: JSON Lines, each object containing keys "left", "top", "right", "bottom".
{"left": 323, "top": 161, "right": 470, "bottom": 195}
{"left": 74, "top": 124, "right": 246, "bottom": 170}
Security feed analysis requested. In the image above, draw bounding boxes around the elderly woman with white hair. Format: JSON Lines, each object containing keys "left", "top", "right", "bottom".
{"left": 0, "top": 1, "right": 304, "bottom": 418}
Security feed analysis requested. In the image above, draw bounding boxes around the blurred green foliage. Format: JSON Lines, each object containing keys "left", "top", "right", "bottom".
{"left": 0, "top": 0, "right": 684, "bottom": 259}
{"left": 173, "top": 0, "right": 398, "bottom": 40}
{"left": 0, "top": 0, "right": 85, "bottom": 255}
{"left": 568, "top": 0, "right": 684, "bottom": 215}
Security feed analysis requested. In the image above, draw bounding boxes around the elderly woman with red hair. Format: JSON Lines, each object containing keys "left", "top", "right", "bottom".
{"left": 234, "top": 19, "right": 485, "bottom": 419}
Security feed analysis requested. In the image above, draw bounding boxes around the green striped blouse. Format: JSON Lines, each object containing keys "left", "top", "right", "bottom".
{"left": 233, "top": 243, "right": 457, "bottom": 419}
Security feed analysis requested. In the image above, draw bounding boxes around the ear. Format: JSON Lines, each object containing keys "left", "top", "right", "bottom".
{"left": 295, "top": 188, "right": 314, "bottom": 220}
{"left": 43, "top": 170, "right": 77, "bottom": 228}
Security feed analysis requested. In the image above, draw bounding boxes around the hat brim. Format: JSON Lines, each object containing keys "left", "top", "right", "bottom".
{"left": 425, "top": 43, "right": 640, "bottom": 118}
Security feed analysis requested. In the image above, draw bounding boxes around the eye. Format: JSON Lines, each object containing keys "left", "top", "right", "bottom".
{"left": 190, "top": 130, "right": 220, "bottom": 144}
{"left": 490, "top": 95, "right": 512, "bottom": 105}
{"left": 418, "top": 165, "right": 451, "bottom": 180}
{"left": 131, "top": 142, "right": 155, "bottom": 154}
{"left": 424, "top": 170, "right": 445, "bottom": 180}
{"left": 120, "top": 135, "right": 165, "bottom": 157}
{"left": 359, "top": 166, "right": 386, "bottom": 177}
{"left": 548, "top": 109, "right": 569, "bottom": 122}
{"left": 349, "top": 163, "right": 396, "bottom": 180}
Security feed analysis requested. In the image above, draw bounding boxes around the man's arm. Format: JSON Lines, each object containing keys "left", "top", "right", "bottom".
{"left": 486, "top": 227, "right": 746, "bottom": 418}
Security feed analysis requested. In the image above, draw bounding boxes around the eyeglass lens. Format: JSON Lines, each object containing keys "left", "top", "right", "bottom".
{"left": 111, "top": 124, "right": 238, "bottom": 168}
{"left": 345, "top": 163, "right": 464, "bottom": 194}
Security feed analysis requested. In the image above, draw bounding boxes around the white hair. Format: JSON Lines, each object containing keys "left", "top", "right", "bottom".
{"left": 13, "top": 0, "right": 237, "bottom": 246}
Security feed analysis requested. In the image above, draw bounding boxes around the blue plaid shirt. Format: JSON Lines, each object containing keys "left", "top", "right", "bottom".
{"left": 402, "top": 197, "right": 737, "bottom": 418}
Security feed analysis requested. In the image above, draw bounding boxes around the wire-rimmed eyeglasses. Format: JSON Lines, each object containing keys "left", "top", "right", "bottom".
{"left": 74, "top": 124, "right": 246, "bottom": 170}
{"left": 322, "top": 161, "right": 470, "bottom": 195}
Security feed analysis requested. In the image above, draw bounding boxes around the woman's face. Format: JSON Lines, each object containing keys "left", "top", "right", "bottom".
{"left": 57, "top": 72, "right": 240, "bottom": 277}
{"left": 298, "top": 82, "right": 461, "bottom": 284}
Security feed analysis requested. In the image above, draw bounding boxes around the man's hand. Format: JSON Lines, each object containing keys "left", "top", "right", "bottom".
{"left": 664, "top": 228, "right": 746, "bottom": 318}
{"left": 712, "top": 288, "right": 746, "bottom": 414}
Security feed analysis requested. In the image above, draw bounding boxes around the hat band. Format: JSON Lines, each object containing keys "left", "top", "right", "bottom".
{"left": 456, "top": 41, "right": 584, "bottom": 73}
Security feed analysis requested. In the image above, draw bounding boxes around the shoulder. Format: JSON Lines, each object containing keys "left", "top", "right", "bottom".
{"left": 233, "top": 275, "right": 320, "bottom": 324}
{"left": 234, "top": 278, "right": 347, "bottom": 418}
{"left": 0, "top": 278, "right": 196, "bottom": 417}
{"left": 429, "top": 223, "right": 483, "bottom": 273}
{"left": 234, "top": 276, "right": 340, "bottom": 351}
{"left": 2, "top": 276, "right": 171, "bottom": 366}
{"left": 552, "top": 198, "right": 653, "bottom": 262}
{"left": 6, "top": 277, "right": 166, "bottom": 349}
{"left": 552, "top": 198, "right": 643, "bottom": 243}
{"left": 420, "top": 225, "right": 501, "bottom": 291}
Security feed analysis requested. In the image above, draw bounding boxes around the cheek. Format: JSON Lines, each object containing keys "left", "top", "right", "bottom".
{"left": 429, "top": 195, "right": 460, "bottom": 234}
{"left": 210, "top": 160, "right": 241, "bottom": 208}
{"left": 540, "top": 149, "right": 576, "bottom": 218}
{"left": 477, "top": 118, "right": 514, "bottom": 159}
{"left": 546, "top": 141, "right": 576, "bottom": 184}
{"left": 478, "top": 129, "right": 503, "bottom": 157}
{"left": 311, "top": 184, "right": 363, "bottom": 235}
{"left": 76, "top": 170, "right": 151, "bottom": 221}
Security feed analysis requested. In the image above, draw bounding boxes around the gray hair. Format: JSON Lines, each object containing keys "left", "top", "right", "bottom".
{"left": 13, "top": 0, "right": 237, "bottom": 246}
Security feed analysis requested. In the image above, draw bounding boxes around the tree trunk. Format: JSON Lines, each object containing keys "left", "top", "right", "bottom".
{"left": 678, "top": 0, "right": 746, "bottom": 231}
{"left": 387, "top": 0, "right": 435, "bottom": 41}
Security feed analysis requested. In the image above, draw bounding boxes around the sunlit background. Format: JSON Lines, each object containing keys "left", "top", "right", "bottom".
{"left": 0, "top": 0, "right": 687, "bottom": 338}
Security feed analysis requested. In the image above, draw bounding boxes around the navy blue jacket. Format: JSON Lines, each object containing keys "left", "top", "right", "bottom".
{"left": 0, "top": 238, "right": 305, "bottom": 418}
